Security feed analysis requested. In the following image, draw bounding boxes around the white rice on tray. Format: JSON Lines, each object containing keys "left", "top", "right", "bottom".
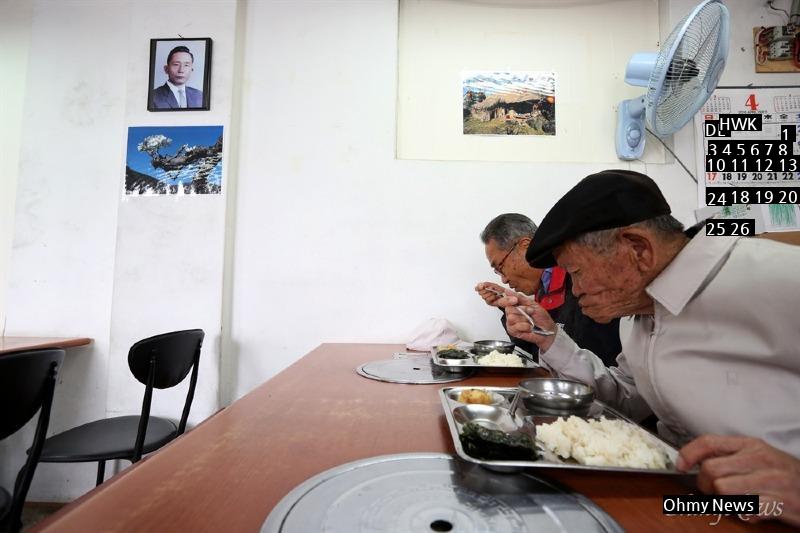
{"left": 536, "top": 415, "right": 668, "bottom": 469}
{"left": 477, "top": 349, "right": 524, "bottom": 367}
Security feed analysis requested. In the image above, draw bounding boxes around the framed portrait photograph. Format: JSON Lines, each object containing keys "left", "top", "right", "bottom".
{"left": 147, "top": 38, "right": 212, "bottom": 112}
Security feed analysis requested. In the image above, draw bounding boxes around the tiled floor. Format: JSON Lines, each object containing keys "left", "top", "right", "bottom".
{"left": 21, "top": 503, "right": 64, "bottom": 531}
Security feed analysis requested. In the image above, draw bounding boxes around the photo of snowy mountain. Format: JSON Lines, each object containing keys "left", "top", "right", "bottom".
{"left": 125, "top": 125, "right": 223, "bottom": 195}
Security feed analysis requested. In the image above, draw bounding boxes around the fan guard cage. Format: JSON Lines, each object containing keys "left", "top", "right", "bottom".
{"left": 646, "top": 0, "right": 729, "bottom": 136}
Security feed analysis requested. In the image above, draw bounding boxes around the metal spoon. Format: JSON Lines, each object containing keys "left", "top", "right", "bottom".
{"left": 514, "top": 306, "right": 555, "bottom": 336}
{"left": 514, "top": 347, "right": 539, "bottom": 366}
{"left": 508, "top": 390, "right": 537, "bottom": 440}
{"left": 485, "top": 287, "right": 508, "bottom": 300}
{"left": 484, "top": 286, "right": 555, "bottom": 336}
{"left": 508, "top": 389, "right": 522, "bottom": 419}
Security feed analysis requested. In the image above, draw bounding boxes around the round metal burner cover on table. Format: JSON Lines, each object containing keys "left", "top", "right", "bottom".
{"left": 262, "top": 453, "right": 621, "bottom": 533}
{"left": 356, "top": 358, "right": 472, "bottom": 384}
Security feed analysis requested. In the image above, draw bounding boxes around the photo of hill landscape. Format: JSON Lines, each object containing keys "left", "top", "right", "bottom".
{"left": 462, "top": 71, "right": 556, "bottom": 136}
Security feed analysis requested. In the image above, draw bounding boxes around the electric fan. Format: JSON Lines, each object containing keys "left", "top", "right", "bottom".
{"left": 616, "top": 0, "right": 730, "bottom": 160}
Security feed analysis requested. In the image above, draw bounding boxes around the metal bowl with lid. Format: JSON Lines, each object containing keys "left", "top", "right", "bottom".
{"left": 518, "top": 378, "right": 594, "bottom": 412}
{"left": 472, "top": 340, "right": 515, "bottom": 356}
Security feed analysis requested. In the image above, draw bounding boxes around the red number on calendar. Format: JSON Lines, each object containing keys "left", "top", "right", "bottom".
{"left": 745, "top": 94, "right": 759, "bottom": 111}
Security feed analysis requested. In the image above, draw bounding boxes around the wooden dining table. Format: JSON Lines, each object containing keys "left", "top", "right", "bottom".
{"left": 33, "top": 343, "right": 790, "bottom": 532}
{"left": 0, "top": 336, "right": 91, "bottom": 355}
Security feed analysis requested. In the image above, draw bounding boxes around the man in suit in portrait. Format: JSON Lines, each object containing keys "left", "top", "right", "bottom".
{"left": 151, "top": 45, "right": 204, "bottom": 110}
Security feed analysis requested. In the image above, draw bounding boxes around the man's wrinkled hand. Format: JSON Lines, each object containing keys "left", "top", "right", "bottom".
{"left": 505, "top": 302, "right": 556, "bottom": 352}
{"left": 474, "top": 282, "right": 528, "bottom": 308}
{"left": 677, "top": 434, "right": 800, "bottom": 527}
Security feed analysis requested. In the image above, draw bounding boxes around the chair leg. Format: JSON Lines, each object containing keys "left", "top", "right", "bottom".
{"left": 8, "top": 465, "right": 31, "bottom": 533}
{"left": 95, "top": 461, "right": 106, "bottom": 486}
{"left": 13, "top": 467, "right": 24, "bottom": 495}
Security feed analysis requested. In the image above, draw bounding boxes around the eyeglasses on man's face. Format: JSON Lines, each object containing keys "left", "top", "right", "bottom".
{"left": 493, "top": 241, "right": 519, "bottom": 276}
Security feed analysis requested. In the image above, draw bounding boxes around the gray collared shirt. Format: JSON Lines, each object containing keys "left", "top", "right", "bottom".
{"left": 539, "top": 231, "right": 800, "bottom": 456}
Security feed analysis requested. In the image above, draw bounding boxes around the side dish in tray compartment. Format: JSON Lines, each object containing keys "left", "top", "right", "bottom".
{"left": 436, "top": 344, "right": 471, "bottom": 359}
{"left": 457, "top": 389, "right": 493, "bottom": 405}
{"left": 459, "top": 422, "right": 537, "bottom": 461}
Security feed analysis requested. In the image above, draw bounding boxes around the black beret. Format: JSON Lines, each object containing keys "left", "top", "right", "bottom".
{"left": 526, "top": 169, "right": 671, "bottom": 268}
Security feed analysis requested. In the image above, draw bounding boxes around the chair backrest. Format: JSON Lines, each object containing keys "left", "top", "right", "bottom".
{"left": 0, "top": 349, "right": 64, "bottom": 440}
{"left": 0, "top": 349, "right": 63, "bottom": 532}
{"left": 127, "top": 329, "right": 204, "bottom": 461}
{"left": 128, "top": 329, "right": 204, "bottom": 389}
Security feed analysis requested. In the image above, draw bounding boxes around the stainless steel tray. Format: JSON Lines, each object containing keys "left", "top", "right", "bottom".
{"left": 431, "top": 345, "right": 539, "bottom": 372}
{"left": 441, "top": 386, "right": 685, "bottom": 475}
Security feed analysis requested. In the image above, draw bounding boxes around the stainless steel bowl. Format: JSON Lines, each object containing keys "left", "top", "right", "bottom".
{"left": 452, "top": 404, "right": 519, "bottom": 433}
{"left": 434, "top": 356, "right": 475, "bottom": 373}
{"left": 472, "top": 340, "right": 515, "bottom": 355}
{"left": 518, "top": 378, "right": 594, "bottom": 411}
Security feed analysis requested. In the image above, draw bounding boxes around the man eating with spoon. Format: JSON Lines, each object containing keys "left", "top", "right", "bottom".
{"left": 475, "top": 213, "right": 620, "bottom": 365}
{"left": 503, "top": 170, "right": 800, "bottom": 527}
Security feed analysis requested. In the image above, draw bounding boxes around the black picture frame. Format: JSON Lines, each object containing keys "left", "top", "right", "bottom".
{"left": 147, "top": 38, "right": 212, "bottom": 112}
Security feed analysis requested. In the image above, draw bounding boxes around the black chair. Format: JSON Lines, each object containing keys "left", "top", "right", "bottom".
{"left": 0, "top": 349, "right": 64, "bottom": 533}
{"left": 37, "top": 329, "right": 204, "bottom": 487}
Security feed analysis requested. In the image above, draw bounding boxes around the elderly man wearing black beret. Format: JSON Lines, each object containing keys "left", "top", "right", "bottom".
{"left": 499, "top": 169, "right": 800, "bottom": 527}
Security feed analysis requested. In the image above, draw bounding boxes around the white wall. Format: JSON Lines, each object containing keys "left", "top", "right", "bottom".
{"left": 1, "top": 0, "right": 791, "bottom": 502}
{"left": 0, "top": 0, "right": 32, "bottom": 331}
{"left": 2, "top": 0, "right": 129, "bottom": 497}
{"left": 397, "top": 0, "right": 664, "bottom": 163}
{"left": 2, "top": 0, "right": 236, "bottom": 501}
{"left": 105, "top": 0, "right": 237, "bottom": 432}
{"left": 227, "top": 0, "right": 783, "bottom": 401}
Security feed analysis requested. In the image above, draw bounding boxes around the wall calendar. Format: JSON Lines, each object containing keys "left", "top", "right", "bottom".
{"left": 694, "top": 86, "right": 800, "bottom": 234}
